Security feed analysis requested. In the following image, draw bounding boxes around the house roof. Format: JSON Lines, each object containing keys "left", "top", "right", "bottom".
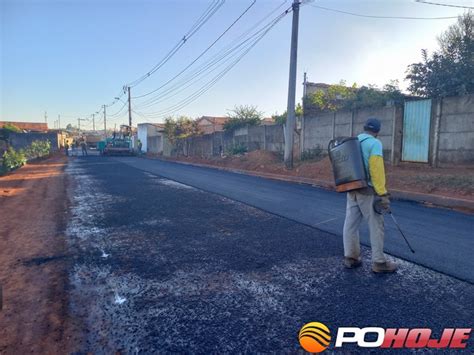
{"left": 0, "top": 121, "right": 48, "bottom": 132}
{"left": 137, "top": 122, "right": 165, "bottom": 129}
{"left": 196, "top": 116, "right": 229, "bottom": 125}
{"left": 305, "top": 82, "right": 331, "bottom": 88}
{"left": 261, "top": 117, "right": 275, "bottom": 125}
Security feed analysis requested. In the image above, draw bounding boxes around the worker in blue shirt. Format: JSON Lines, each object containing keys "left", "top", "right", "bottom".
{"left": 343, "top": 118, "right": 397, "bottom": 273}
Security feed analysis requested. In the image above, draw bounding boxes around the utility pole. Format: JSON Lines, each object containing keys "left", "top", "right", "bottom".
{"left": 44, "top": 111, "right": 48, "bottom": 125}
{"left": 103, "top": 105, "right": 107, "bottom": 136}
{"left": 284, "top": 0, "right": 300, "bottom": 169}
{"left": 77, "top": 118, "right": 87, "bottom": 132}
{"left": 303, "top": 72, "right": 307, "bottom": 98}
{"left": 127, "top": 86, "right": 132, "bottom": 128}
{"left": 58, "top": 114, "right": 61, "bottom": 130}
{"left": 92, "top": 114, "right": 96, "bottom": 131}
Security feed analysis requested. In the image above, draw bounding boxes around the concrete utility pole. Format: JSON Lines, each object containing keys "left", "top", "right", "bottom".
{"left": 284, "top": 0, "right": 300, "bottom": 169}
{"left": 303, "top": 72, "right": 307, "bottom": 98}
{"left": 103, "top": 105, "right": 107, "bottom": 135}
{"left": 78, "top": 118, "right": 86, "bottom": 132}
{"left": 92, "top": 114, "right": 96, "bottom": 131}
{"left": 128, "top": 86, "right": 132, "bottom": 128}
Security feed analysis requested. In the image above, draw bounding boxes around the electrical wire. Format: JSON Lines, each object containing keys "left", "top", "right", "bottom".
{"left": 137, "top": 9, "right": 289, "bottom": 112}
{"left": 125, "top": 0, "right": 225, "bottom": 89}
{"left": 309, "top": 3, "right": 458, "bottom": 19}
{"left": 133, "top": 0, "right": 257, "bottom": 99}
{"left": 139, "top": 6, "right": 292, "bottom": 120}
{"left": 134, "top": 0, "right": 290, "bottom": 110}
{"left": 415, "top": 0, "right": 474, "bottom": 9}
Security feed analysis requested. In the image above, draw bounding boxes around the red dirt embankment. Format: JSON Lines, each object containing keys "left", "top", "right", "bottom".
{"left": 0, "top": 155, "right": 74, "bottom": 353}
{"left": 164, "top": 150, "right": 474, "bottom": 202}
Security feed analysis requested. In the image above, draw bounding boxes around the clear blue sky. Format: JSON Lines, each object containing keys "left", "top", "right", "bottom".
{"left": 0, "top": 0, "right": 467, "bottom": 129}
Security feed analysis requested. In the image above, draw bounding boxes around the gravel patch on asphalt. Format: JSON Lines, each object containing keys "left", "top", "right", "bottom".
{"left": 66, "top": 157, "right": 474, "bottom": 353}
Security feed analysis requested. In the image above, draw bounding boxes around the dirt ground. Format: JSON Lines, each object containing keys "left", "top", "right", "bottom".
{"left": 164, "top": 150, "right": 474, "bottom": 201}
{"left": 0, "top": 155, "right": 74, "bottom": 354}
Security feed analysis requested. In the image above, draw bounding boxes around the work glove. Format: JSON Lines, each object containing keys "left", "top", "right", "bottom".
{"left": 373, "top": 194, "right": 391, "bottom": 214}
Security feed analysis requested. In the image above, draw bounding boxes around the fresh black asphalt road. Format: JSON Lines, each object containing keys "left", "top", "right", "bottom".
{"left": 116, "top": 157, "right": 474, "bottom": 284}
{"left": 66, "top": 157, "right": 473, "bottom": 353}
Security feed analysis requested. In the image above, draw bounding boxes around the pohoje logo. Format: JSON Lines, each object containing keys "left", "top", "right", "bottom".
{"left": 299, "top": 323, "right": 472, "bottom": 353}
{"left": 299, "top": 322, "right": 331, "bottom": 353}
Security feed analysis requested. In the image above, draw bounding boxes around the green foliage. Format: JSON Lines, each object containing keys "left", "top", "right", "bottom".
{"left": 0, "top": 123, "right": 22, "bottom": 141}
{"left": 305, "top": 80, "right": 404, "bottom": 112}
{"left": 308, "top": 81, "right": 357, "bottom": 112}
{"left": 2, "top": 147, "right": 26, "bottom": 171}
{"left": 164, "top": 116, "right": 200, "bottom": 144}
{"left": 301, "top": 148, "right": 324, "bottom": 161}
{"left": 272, "top": 103, "right": 303, "bottom": 125}
{"left": 2, "top": 123, "right": 22, "bottom": 133}
{"left": 406, "top": 12, "right": 474, "bottom": 97}
{"left": 226, "top": 143, "right": 247, "bottom": 155}
{"left": 24, "top": 140, "right": 51, "bottom": 159}
{"left": 164, "top": 116, "right": 200, "bottom": 156}
{"left": 224, "top": 105, "right": 262, "bottom": 131}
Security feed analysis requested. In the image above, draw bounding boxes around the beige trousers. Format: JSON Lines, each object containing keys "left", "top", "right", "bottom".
{"left": 343, "top": 190, "right": 386, "bottom": 263}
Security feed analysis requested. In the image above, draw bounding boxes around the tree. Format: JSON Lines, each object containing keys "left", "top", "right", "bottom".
{"left": 307, "top": 81, "right": 357, "bottom": 112}
{"left": 0, "top": 123, "right": 22, "bottom": 142}
{"left": 164, "top": 116, "right": 200, "bottom": 156}
{"left": 223, "top": 105, "right": 262, "bottom": 131}
{"left": 304, "top": 81, "right": 404, "bottom": 112}
{"left": 406, "top": 11, "right": 474, "bottom": 97}
{"left": 272, "top": 103, "right": 303, "bottom": 125}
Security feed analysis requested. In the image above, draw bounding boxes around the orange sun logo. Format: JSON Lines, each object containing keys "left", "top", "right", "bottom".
{"left": 299, "top": 322, "right": 331, "bottom": 353}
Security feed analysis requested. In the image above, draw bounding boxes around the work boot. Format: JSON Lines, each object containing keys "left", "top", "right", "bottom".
{"left": 372, "top": 261, "right": 398, "bottom": 273}
{"left": 344, "top": 257, "right": 362, "bottom": 269}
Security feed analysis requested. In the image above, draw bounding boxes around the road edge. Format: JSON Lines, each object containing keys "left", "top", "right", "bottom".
{"left": 150, "top": 157, "right": 474, "bottom": 214}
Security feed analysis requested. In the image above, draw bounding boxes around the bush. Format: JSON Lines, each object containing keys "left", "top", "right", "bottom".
{"left": 2, "top": 147, "right": 26, "bottom": 171}
{"left": 224, "top": 105, "right": 262, "bottom": 132}
{"left": 25, "top": 140, "right": 51, "bottom": 160}
{"left": 227, "top": 143, "right": 247, "bottom": 155}
{"left": 301, "top": 148, "right": 324, "bottom": 161}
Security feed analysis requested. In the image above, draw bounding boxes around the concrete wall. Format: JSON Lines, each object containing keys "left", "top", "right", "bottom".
{"left": 161, "top": 94, "right": 474, "bottom": 166}
{"left": 164, "top": 124, "right": 285, "bottom": 158}
{"left": 434, "top": 95, "right": 474, "bottom": 166}
{"left": 9, "top": 132, "right": 60, "bottom": 152}
{"left": 302, "top": 105, "right": 402, "bottom": 164}
{"left": 138, "top": 123, "right": 164, "bottom": 153}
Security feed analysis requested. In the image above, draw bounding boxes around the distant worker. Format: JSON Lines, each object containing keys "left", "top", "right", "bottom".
{"left": 343, "top": 118, "right": 397, "bottom": 273}
{"left": 137, "top": 139, "right": 143, "bottom": 155}
{"left": 65, "top": 142, "right": 69, "bottom": 156}
{"left": 80, "top": 141, "right": 88, "bottom": 156}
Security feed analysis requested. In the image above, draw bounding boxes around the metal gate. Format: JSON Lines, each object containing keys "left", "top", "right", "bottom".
{"left": 402, "top": 99, "right": 432, "bottom": 162}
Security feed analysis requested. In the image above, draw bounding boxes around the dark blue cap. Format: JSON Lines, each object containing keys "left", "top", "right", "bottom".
{"left": 364, "top": 118, "right": 381, "bottom": 133}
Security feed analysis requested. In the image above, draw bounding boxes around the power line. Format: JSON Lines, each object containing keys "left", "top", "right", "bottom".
{"left": 133, "top": 0, "right": 257, "bottom": 100}
{"left": 415, "top": 0, "right": 474, "bottom": 9}
{"left": 309, "top": 3, "right": 458, "bottom": 19}
{"left": 107, "top": 99, "right": 128, "bottom": 117}
{"left": 139, "top": 6, "right": 292, "bottom": 120}
{"left": 125, "top": 0, "right": 225, "bottom": 89}
{"left": 134, "top": 0, "right": 290, "bottom": 111}
{"left": 137, "top": 10, "right": 289, "bottom": 113}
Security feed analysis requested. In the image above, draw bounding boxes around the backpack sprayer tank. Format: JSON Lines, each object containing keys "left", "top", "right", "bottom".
{"left": 328, "top": 137, "right": 368, "bottom": 192}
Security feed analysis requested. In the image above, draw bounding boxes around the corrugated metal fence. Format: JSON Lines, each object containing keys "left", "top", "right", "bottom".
{"left": 402, "top": 99, "right": 432, "bottom": 162}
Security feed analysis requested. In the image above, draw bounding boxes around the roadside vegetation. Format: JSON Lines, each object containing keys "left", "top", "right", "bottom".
{"left": 164, "top": 116, "right": 200, "bottom": 156}
{"left": 406, "top": 11, "right": 474, "bottom": 98}
{"left": 223, "top": 105, "right": 263, "bottom": 132}
{"left": 1, "top": 140, "right": 51, "bottom": 174}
